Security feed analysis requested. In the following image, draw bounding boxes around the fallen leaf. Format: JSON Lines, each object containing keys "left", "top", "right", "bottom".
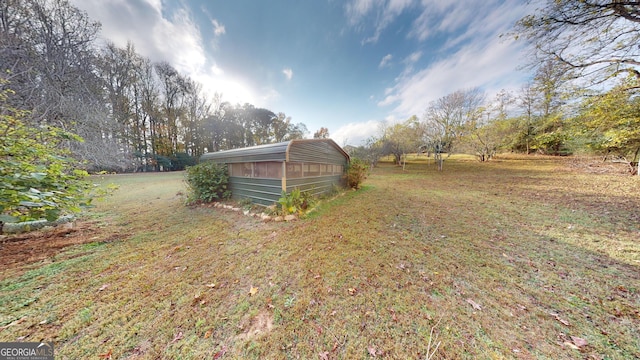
{"left": 170, "top": 331, "right": 183, "bottom": 344}
{"left": 213, "top": 345, "right": 227, "bottom": 359}
{"left": 192, "top": 294, "right": 204, "bottom": 306}
{"left": 550, "top": 312, "right": 570, "bottom": 326}
{"left": 387, "top": 308, "right": 398, "bottom": 322}
{"left": 466, "top": 298, "right": 482, "bottom": 311}
{"left": 204, "top": 330, "right": 212, "bottom": 339}
{"left": 249, "top": 287, "right": 258, "bottom": 296}
{"left": 571, "top": 336, "right": 588, "bottom": 347}
{"left": 348, "top": 288, "right": 357, "bottom": 296}
{"left": 563, "top": 341, "right": 579, "bottom": 350}
{"left": 319, "top": 351, "right": 329, "bottom": 360}
{"left": 367, "top": 345, "right": 378, "bottom": 357}
{"left": 98, "top": 348, "right": 112, "bottom": 359}
{"left": 0, "top": 317, "right": 25, "bottom": 330}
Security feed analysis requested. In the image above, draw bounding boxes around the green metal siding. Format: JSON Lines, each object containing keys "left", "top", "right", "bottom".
{"left": 286, "top": 175, "right": 345, "bottom": 197}
{"left": 288, "top": 141, "right": 349, "bottom": 165}
{"left": 200, "top": 142, "right": 289, "bottom": 163}
{"left": 229, "top": 177, "right": 282, "bottom": 206}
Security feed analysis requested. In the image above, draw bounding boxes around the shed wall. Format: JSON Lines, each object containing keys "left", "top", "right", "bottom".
{"left": 286, "top": 175, "right": 345, "bottom": 197}
{"left": 228, "top": 177, "right": 282, "bottom": 206}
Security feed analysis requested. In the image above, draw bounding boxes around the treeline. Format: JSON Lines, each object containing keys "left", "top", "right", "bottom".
{"left": 0, "top": 0, "right": 307, "bottom": 172}
{"left": 351, "top": 63, "right": 640, "bottom": 173}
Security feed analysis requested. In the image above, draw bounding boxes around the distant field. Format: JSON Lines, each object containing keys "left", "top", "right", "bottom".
{"left": 1, "top": 157, "right": 639, "bottom": 359}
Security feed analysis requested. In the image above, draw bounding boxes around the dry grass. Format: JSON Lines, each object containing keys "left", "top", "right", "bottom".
{"left": 1, "top": 158, "right": 639, "bottom": 359}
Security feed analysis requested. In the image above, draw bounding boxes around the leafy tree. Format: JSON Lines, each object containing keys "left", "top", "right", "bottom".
{"left": 345, "top": 158, "right": 369, "bottom": 190}
{"left": 514, "top": 1, "right": 640, "bottom": 161}
{"left": 1, "top": 86, "right": 91, "bottom": 223}
{"left": 383, "top": 116, "right": 424, "bottom": 169}
{"left": 313, "top": 127, "right": 330, "bottom": 139}
{"left": 514, "top": 82, "right": 540, "bottom": 154}
{"left": 247, "top": 107, "right": 277, "bottom": 145}
{"left": 285, "top": 121, "right": 308, "bottom": 141}
{"left": 576, "top": 78, "right": 640, "bottom": 173}
{"left": 461, "top": 91, "right": 514, "bottom": 161}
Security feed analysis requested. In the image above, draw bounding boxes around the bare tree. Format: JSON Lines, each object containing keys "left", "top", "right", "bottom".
{"left": 515, "top": 0, "right": 640, "bottom": 88}
{"left": 461, "top": 90, "right": 513, "bottom": 161}
{"left": 422, "top": 88, "right": 485, "bottom": 169}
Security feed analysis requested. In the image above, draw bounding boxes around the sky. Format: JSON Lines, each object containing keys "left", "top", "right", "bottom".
{"left": 70, "top": 0, "right": 539, "bottom": 146}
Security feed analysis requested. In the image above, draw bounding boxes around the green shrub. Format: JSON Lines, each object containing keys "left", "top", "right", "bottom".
{"left": 346, "top": 158, "right": 369, "bottom": 190}
{"left": 185, "top": 162, "right": 231, "bottom": 204}
{"left": 1, "top": 87, "right": 92, "bottom": 223}
{"left": 276, "top": 188, "right": 315, "bottom": 216}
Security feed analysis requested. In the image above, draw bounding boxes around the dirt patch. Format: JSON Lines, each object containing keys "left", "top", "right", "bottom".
{"left": 235, "top": 310, "right": 274, "bottom": 341}
{"left": 0, "top": 220, "right": 125, "bottom": 268}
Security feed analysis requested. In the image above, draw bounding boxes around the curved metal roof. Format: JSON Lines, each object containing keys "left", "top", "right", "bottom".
{"left": 200, "top": 139, "right": 349, "bottom": 164}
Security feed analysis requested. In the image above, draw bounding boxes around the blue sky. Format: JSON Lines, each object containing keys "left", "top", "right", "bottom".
{"left": 71, "top": 0, "right": 538, "bottom": 146}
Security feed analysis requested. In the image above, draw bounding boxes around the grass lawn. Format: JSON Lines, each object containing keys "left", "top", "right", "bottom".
{"left": 1, "top": 156, "right": 639, "bottom": 359}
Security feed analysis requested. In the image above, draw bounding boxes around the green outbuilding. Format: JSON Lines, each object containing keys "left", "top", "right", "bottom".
{"left": 200, "top": 139, "right": 350, "bottom": 205}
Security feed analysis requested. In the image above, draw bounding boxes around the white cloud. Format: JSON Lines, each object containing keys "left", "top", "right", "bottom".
{"left": 379, "top": 37, "right": 529, "bottom": 118}
{"left": 332, "top": 119, "right": 385, "bottom": 146}
{"left": 211, "top": 19, "right": 226, "bottom": 36}
{"left": 345, "top": 0, "right": 379, "bottom": 26}
{"left": 404, "top": 51, "right": 422, "bottom": 64}
{"left": 282, "top": 68, "right": 294, "bottom": 81}
{"left": 379, "top": 54, "right": 393, "bottom": 68}
{"left": 345, "top": 0, "right": 414, "bottom": 44}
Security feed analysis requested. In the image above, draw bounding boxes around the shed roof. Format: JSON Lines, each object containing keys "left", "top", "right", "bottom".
{"left": 200, "top": 138, "right": 350, "bottom": 164}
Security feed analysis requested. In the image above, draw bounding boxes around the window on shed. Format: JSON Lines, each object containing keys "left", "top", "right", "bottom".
{"left": 307, "top": 163, "right": 321, "bottom": 176}
{"left": 254, "top": 162, "right": 282, "bottom": 178}
{"left": 286, "top": 162, "right": 343, "bottom": 178}
{"left": 229, "top": 163, "right": 248, "bottom": 177}
{"left": 286, "top": 163, "right": 303, "bottom": 178}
